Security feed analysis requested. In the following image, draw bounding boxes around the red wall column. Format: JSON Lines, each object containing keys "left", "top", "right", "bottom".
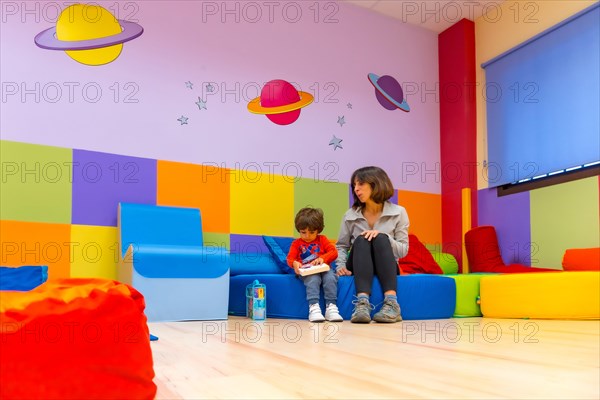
{"left": 439, "top": 19, "right": 478, "bottom": 270}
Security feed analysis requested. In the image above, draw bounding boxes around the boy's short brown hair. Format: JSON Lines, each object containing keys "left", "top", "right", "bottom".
{"left": 294, "top": 207, "right": 324, "bottom": 233}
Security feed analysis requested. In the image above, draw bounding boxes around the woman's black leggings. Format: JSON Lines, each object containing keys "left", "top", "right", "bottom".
{"left": 347, "top": 234, "right": 398, "bottom": 294}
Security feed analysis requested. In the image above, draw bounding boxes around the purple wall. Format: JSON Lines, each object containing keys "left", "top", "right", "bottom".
{"left": 478, "top": 188, "right": 531, "bottom": 265}
{"left": 72, "top": 150, "right": 156, "bottom": 226}
{"left": 1, "top": 1, "right": 440, "bottom": 194}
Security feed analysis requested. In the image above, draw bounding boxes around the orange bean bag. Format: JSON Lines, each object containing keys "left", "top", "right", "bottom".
{"left": 0, "top": 278, "right": 156, "bottom": 400}
{"left": 562, "top": 248, "right": 600, "bottom": 271}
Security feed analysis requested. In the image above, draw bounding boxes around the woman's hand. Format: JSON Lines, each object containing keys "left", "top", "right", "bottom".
{"left": 361, "top": 230, "right": 380, "bottom": 241}
{"left": 336, "top": 267, "right": 352, "bottom": 276}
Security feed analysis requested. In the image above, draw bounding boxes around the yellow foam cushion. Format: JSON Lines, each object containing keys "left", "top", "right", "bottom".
{"left": 480, "top": 272, "right": 600, "bottom": 319}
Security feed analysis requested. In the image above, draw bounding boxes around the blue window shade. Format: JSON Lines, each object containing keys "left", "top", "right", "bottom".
{"left": 482, "top": 4, "right": 599, "bottom": 187}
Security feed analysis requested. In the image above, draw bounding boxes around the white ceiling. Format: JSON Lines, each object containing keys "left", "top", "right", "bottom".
{"left": 346, "top": 0, "right": 504, "bottom": 33}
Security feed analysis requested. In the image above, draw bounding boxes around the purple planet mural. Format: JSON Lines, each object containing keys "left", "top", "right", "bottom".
{"left": 368, "top": 73, "right": 410, "bottom": 112}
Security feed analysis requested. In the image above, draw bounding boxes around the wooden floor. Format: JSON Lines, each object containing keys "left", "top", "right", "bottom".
{"left": 149, "top": 317, "right": 600, "bottom": 399}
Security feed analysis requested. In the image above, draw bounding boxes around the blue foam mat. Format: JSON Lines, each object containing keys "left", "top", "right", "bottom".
{"left": 0, "top": 266, "right": 48, "bottom": 291}
{"left": 229, "top": 274, "right": 456, "bottom": 320}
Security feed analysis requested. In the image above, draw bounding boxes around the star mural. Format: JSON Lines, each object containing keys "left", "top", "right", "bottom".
{"left": 196, "top": 98, "right": 207, "bottom": 110}
{"left": 329, "top": 135, "right": 343, "bottom": 150}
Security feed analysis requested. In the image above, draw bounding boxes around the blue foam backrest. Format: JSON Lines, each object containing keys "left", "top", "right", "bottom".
{"left": 0, "top": 266, "right": 48, "bottom": 291}
{"left": 119, "top": 203, "right": 203, "bottom": 255}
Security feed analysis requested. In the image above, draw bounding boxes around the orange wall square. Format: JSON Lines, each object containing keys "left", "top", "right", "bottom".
{"left": 157, "top": 161, "right": 230, "bottom": 233}
{"left": 397, "top": 190, "right": 442, "bottom": 244}
{"left": 0, "top": 220, "right": 71, "bottom": 279}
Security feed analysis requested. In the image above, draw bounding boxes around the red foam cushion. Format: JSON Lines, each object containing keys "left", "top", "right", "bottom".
{"left": 465, "top": 226, "right": 505, "bottom": 272}
{"left": 563, "top": 248, "right": 600, "bottom": 271}
{"left": 465, "top": 226, "right": 557, "bottom": 273}
{"left": 398, "top": 234, "right": 443, "bottom": 275}
{"left": 0, "top": 278, "right": 157, "bottom": 400}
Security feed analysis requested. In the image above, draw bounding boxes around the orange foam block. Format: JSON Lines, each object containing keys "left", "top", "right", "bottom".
{"left": 562, "top": 248, "right": 600, "bottom": 271}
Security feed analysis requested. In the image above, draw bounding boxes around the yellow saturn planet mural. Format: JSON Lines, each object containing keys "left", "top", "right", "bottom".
{"left": 34, "top": 3, "right": 143, "bottom": 66}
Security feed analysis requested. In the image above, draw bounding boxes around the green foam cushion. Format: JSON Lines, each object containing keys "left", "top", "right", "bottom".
{"left": 447, "top": 273, "right": 497, "bottom": 317}
{"left": 430, "top": 251, "right": 459, "bottom": 275}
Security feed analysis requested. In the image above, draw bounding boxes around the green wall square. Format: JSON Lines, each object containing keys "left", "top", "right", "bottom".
{"left": 1, "top": 141, "right": 72, "bottom": 223}
{"left": 294, "top": 178, "right": 349, "bottom": 239}
{"left": 531, "top": 177, "right": 599, "bottom": 268}
{"left": 203, "top": 232, "right": 230, "bottom": 251}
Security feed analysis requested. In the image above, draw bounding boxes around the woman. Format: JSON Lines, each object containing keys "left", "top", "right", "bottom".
{"left": 336, "top": 166, "right": 409, "bottom": 323}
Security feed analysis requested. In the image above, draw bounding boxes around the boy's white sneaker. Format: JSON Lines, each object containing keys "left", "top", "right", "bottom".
{"left": 308, "top": 303, "right": 325, "bottom": 322}
{"left": 325, "top": 303, "right": 343, "bottom": 322}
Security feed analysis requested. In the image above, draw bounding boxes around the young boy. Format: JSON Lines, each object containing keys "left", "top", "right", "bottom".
{"left": 287, "top": 207, "right": 343, "bottom": 322}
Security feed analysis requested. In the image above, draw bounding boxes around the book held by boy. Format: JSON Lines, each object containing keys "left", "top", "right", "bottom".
{"left": 298, "top": 263, "right": 330, "bottom": 276}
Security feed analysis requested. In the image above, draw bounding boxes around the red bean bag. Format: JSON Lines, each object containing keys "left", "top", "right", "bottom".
{"left": 398, "top": 234, "right": 443, "bottom": 275}
{"left": 464, "top": 226, "right": 557, "bottom": 273}
{"left": 0, "top": 278, "right": 156, "bottom": 400}
{"left": 562, "top": 248, "right": 600, "bottom": 271}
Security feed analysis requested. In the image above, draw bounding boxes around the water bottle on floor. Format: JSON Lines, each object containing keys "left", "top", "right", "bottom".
{"left": 246, "top": 280, "right": 266, "bottom": 320}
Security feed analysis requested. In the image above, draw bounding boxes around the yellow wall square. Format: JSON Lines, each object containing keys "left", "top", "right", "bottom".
{"left": 70, "top": 225, "right": 119, "bottom": 280}
{"left": 230, "top": 172, "right": 294, "bottom": 236}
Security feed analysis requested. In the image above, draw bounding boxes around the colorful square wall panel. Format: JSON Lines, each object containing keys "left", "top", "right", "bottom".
{"left": 295, "top": 178, "right": 348, "bottom": 239}
{"left": 203, "top": 232, "right": 230, "bottom": 250}
{"left": 398, "top": 190, "right": 441, "bottom": 244}
{"left": 71, "top": 149, "right": 156, "bottom": 226}
{"left": 0, "top": 141, "right": 72, "bottom": 224}
{"left": 70, "top": 224, "right": 119, "bottom": 280}
{"left": 531, "top": 177, "right": 599, "bottom": 268}
{"left": 0, "top": 220, "right": 70, "bottom": 279}
{"left": 230, "top": 173, "right": 294, "bottom": 236}
{"left": 230, "top": 234, "right": 268, "bottom": 254}
{"left": 478, "top": 188, "right": 531, "bottom": 265}
{"left": 157, "top": 160, "right": 230, "bottom": 233}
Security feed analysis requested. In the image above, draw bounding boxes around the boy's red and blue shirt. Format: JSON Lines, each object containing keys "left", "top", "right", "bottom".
{"left": 286, "top": 234, "right": 338, "bottom": 268}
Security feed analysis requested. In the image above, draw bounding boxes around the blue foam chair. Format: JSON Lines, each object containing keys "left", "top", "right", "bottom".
{"left": 118, "top": 203, "right": 229, "bottom": 322}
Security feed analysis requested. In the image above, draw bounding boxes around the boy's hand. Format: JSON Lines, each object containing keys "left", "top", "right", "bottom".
{"left": 292, "top": 261, "right": 302, "bottom": 275}
{"left": 311, "top": 257, "right": 324, "bottom": 265}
